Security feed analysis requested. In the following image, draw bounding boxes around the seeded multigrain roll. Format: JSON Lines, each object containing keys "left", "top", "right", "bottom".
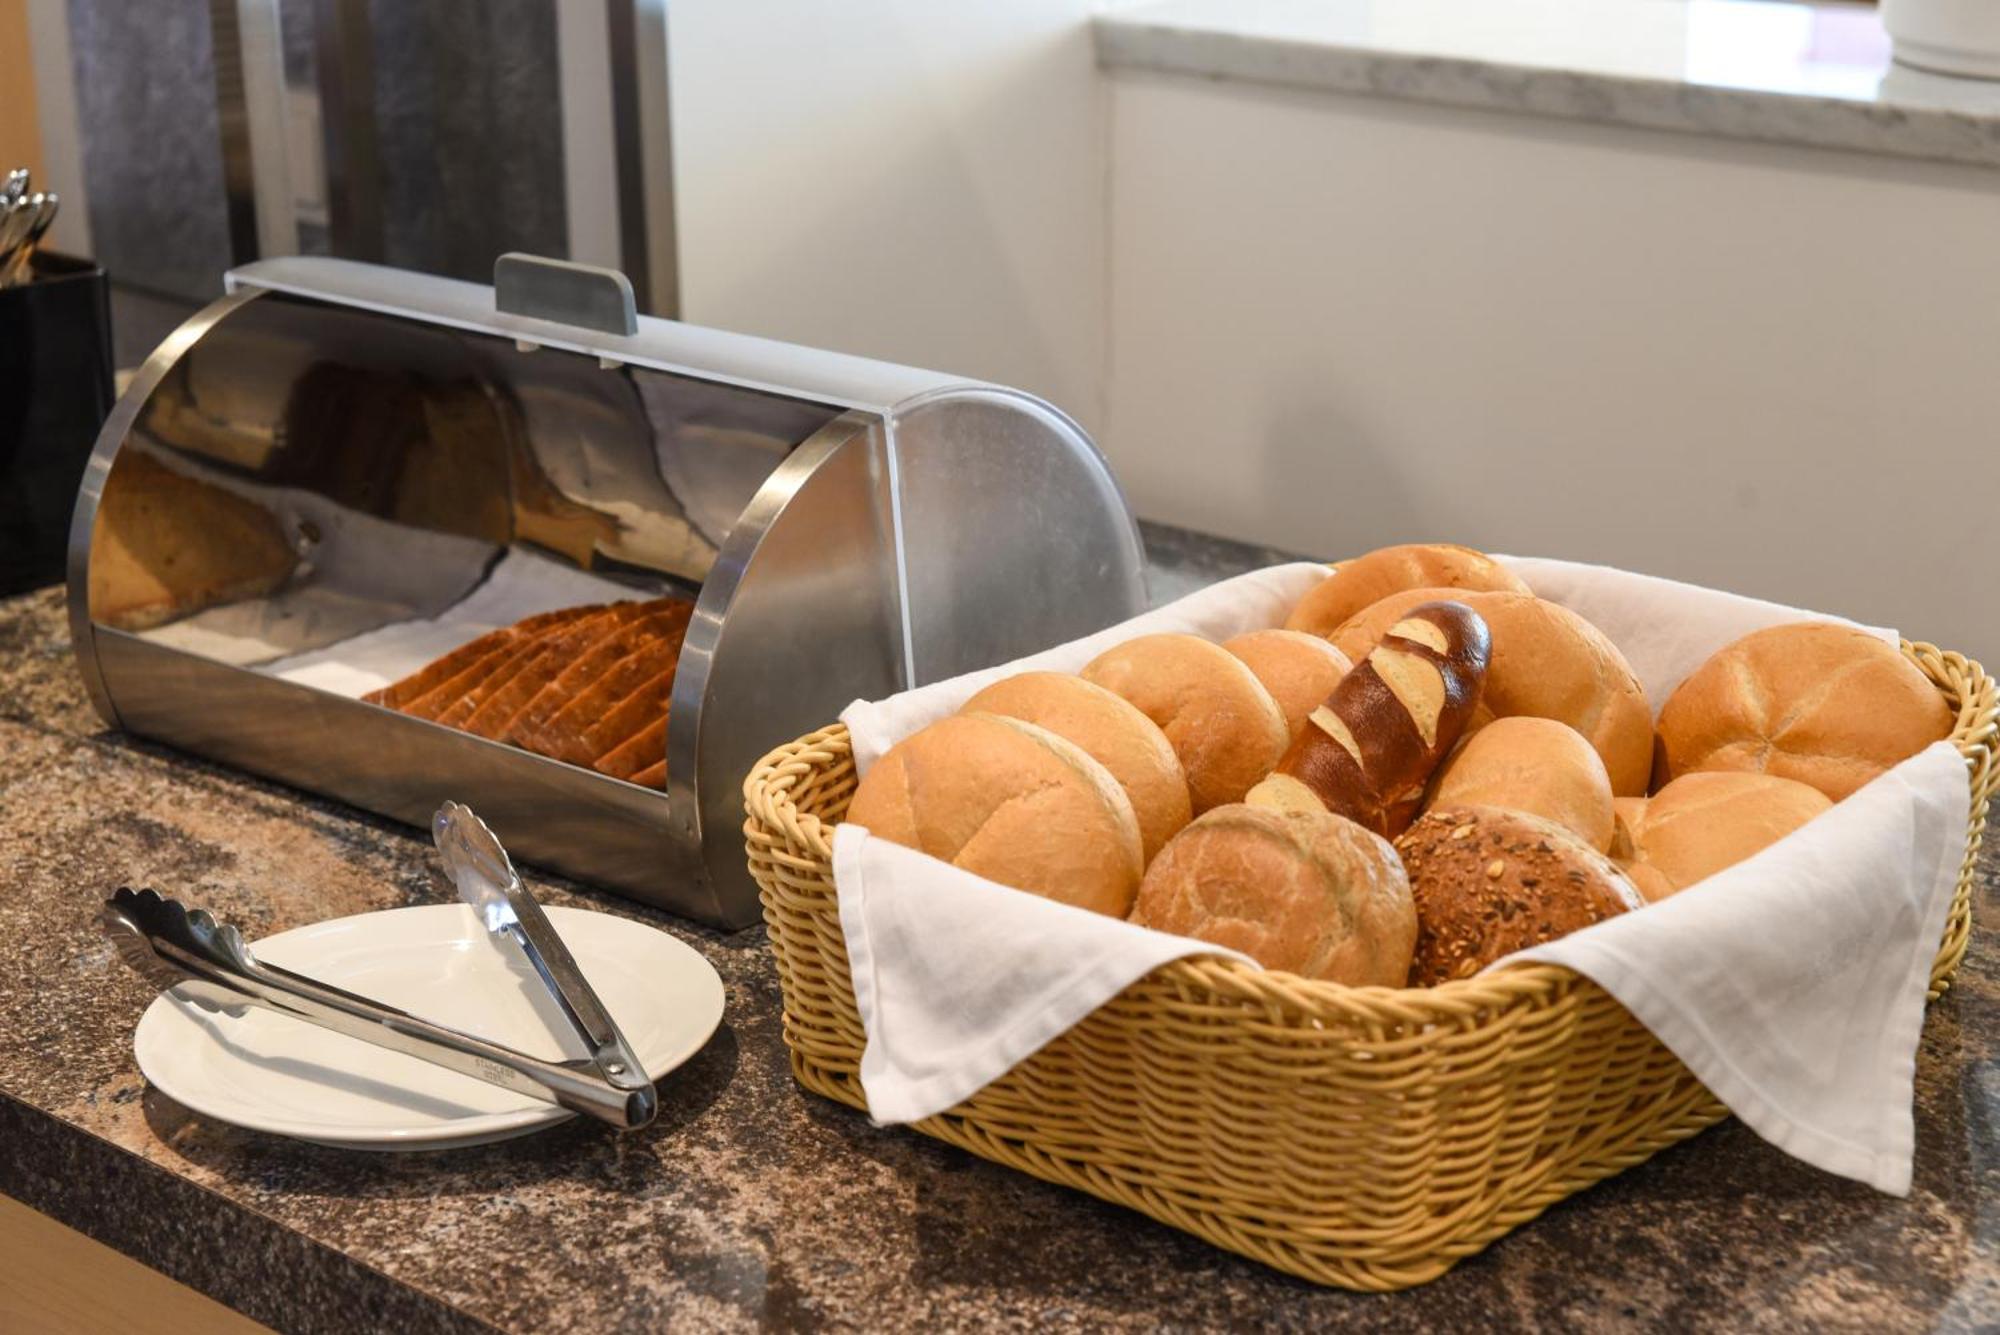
{"left": 1395, "top": 805, "right": 1644, "bottom": 986}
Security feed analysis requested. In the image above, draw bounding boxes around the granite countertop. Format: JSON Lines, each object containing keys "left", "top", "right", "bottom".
{"left": 1097, "top": 0, "right": 2000, "bottom": 170}
{"left": 2, "top": 524, "right": 1995, "bottom": 1332}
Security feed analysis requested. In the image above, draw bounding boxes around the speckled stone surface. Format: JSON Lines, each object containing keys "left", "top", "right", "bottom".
{"left": 2, "top": 530, "right": 1995, "bottom": 1332}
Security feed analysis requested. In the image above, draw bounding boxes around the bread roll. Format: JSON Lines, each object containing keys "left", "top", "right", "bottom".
{"left": 1396, "top": 805, "right": 1644, "bottom": 986}
{"left": 1621, "top": 771, "right": 1832, "bottom": 901}
{"left": 1248, "top": 601, "right": 1490, "bottom": 838}
{"left": 1132, "top": 803, "right": 1414, "bottom": 985}
{"left": 1222, "top": 629, "right": 1352, "bottom": 741}
{"left": 1331, "top": 589, "right": 1652, "bottom": 796}
{"left": 1285, "top": 543, "right": 1528, "bottom": 639}
{"left": 961, "top": 672, "right": 1192, "bottom": 862}
{"left": 1655, "top": 622, "right": 1952, "bottom": 801}
{"left": 1428, "top": 716, "right": 1615, "bottom": 852}
{"left": 846, "top": 713, "right": 1143, "bottom": 915}
{"left": 1081, "top": 634, "right": 1290, "bottom": 814}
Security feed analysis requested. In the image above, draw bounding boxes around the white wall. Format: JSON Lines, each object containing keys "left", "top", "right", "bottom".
{"left": 668, "top": 0, "right": 1107, "bottom": 430}
{"left": 1105, "top": 72, "right": 2000, "bottom": 662}
{"left": 665, "top": 8, "right": 2000, "bottom": 663}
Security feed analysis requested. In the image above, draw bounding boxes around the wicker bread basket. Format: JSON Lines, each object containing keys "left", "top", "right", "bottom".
{"left": 744, "top": 641, "right": 1996, "bottom": 1291}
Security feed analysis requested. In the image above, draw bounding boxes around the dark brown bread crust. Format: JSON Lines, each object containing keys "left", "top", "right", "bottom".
{"left": 1395, "top": 804, "right": 1643, "bottom": 986}
{"left": 1271, "top": 600, "right": 1491, "bottom": 837}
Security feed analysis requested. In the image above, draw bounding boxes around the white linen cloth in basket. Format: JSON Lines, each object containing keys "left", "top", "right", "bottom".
{"left": 835, "top": 559, "right": 1969, "bottom": 1193}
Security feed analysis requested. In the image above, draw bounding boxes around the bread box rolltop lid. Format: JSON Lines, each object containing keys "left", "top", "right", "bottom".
{"left": 68, "top": 255, "right": 1147, "bottom": 927}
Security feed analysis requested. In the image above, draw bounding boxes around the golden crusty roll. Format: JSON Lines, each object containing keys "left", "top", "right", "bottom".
{"left": 1222, "top": 629, "right": 1353, "bottom": 742}
{"left": 1620, "top": 771, "right": 1832, "bottom": 901}
{"left": 1428, "top": 716, "right": 1615, "bottom": 852}
{"left": 1131, "top": 802, "right": 1415, "bottom": 985}
{"left": 1247, "top": 601, "right": 1491, "bottom": 839}
{"left": 1655, "top": 622, "right": 1952, "bottom": 801}
{"left": 1284, "top": 543, "right": 1529, "bottom": 639}
{"left": 1330, "top": 588, "right": 1652, "bottom": 797}
{"left": 1080, "top": 634, "right": 1290, "bottom": 815}
{"left": 961, "top": 672, "right": 1192, "bottom": 862}
{"left": 1396, "top": 805, "right": 1645, "bottom": 986}
{"left": 845, "top": 712, "right": 1144, "bottom": 916}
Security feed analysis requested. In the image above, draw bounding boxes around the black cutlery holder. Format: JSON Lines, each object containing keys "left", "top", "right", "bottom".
{"left": 1, "top": 252, "right": 115, "bottom": 594}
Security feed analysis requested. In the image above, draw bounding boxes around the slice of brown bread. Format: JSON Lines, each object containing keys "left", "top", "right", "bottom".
{"left": 401, "top": 639, "right": 527, "bottom": 720}
{"left": 407, "top": 604, "right": 622, "bottom": 722}
{"left": 506, "top": 601, "right": 690, "bottom": 752}
{"left": 575, "top": 669, "right": 674, "bottom": 766}
{"left": 366, "top": 627, "right": 513, "bottom": 709}
{"left": 628, "top": 759, "right": 666, "bottom": 789}
{"left": 596, "top": 717, "right": 666, "bottom": 781}
{"left": 460, "top": 605, "right": 647, "bottom": 739}
{"left": 538, "top": 610, "right": 692, "bottom": 763}
{"left": 436, "top": 634, "right": 547, "bottom": 728}
{"left": 433, "top": 605, "right": 614, "bottom": 728}
{"left": 364, "top": 603, "right": 605, "bottom": 709}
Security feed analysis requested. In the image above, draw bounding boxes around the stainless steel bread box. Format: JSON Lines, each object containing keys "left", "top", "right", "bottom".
{"left": 67, "top": 256, "right": 1145, "bottom": 927}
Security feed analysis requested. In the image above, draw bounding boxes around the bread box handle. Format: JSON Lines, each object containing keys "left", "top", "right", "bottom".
{"left": 493, "top": 253, "right": 638, "bottom": 337}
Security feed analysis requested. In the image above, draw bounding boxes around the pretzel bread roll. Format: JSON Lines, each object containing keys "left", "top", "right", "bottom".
{"left": 1428, "top": 716, "right": 1615, "bottom": 852}
{"left": 1622, "top": 771, "right": 1833, "bottom": 901}
{"left": 1285, "top": 543, "right": 1528, "bottom": 639}
{"left": 1222, "top": 629, "right": 1352, "bottom": 742}
{"left": 1248, "top": 600, "right": 1491, "bottom": 838}
{"left": 1396, "top": 805, "right": 1644, "bottom": 986}
{"left": 845, "top": 713, "right": 1144, "bottom": 916}
{"left": 1131, "top": 803, "right": 1415, "bottom": 985}
{"left": 961, "top": 672, "right": 1192, "bottom": 862}
{"left": 1331, "top": 588, "right": 1653, "bottom": 797}
{"left": 1655, "top": 622, "right": 1951, "bottom": 801}
{"left": 1080, "top": 634, "right": 1290, "bottom": 814}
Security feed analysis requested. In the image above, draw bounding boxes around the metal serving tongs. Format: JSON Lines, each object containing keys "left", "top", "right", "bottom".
{"left": 102, "top": 803, "right": 658, "bottom": 1130}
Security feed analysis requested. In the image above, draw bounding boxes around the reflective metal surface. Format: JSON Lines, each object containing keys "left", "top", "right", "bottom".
{"left": 69, "top": 257, "right": 1145, "bottom": 927}
{"left": 890, "top": 388, "right": 1146, "bottom": 682}
{"left": 433, "top": 800, "right": 655, "bottom": 1110}
{"left": 668, "top": 412, "right": 904, "bottom": 916}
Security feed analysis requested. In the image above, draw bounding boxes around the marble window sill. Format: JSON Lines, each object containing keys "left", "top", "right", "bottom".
{"left": 1095, "top": 0, "right": 2000, "bottom": 169}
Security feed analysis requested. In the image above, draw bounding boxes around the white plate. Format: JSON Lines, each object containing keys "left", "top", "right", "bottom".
{"left": 134, "top": 904, "right": 725, "bottom": 1150}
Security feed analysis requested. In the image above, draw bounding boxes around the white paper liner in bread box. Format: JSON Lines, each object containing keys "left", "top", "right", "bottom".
{"left": 834, "top": 558, "right": 1969, "bottom": 1194}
